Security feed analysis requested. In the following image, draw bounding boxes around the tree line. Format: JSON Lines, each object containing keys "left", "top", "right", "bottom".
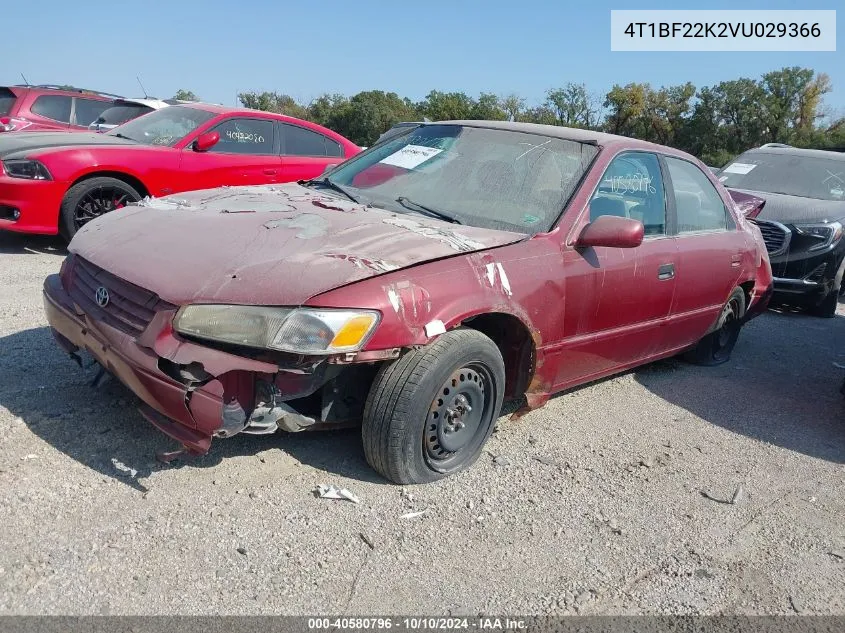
{"left": 173, "top": 67, "right": 845, "bottom": 165}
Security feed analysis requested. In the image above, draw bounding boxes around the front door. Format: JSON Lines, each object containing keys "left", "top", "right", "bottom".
{"left": 179, "top": 116, "right": 281, "bottom": 191}
{"left": 554, "top": 151, "right": 678, "bottom": 389}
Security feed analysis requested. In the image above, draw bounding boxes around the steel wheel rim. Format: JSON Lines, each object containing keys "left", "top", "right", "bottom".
{"left": 73, "top": 185, "right": 136, "bottom": 230}
{"left": 713, "top": 297, "right": 740, "bottom": 360}
{"left": 424, "top": 363, "right": 495, "bottom": 471}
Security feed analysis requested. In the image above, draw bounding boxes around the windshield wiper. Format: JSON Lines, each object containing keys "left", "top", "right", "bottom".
{"left": 396, "top": 196, "right": 461, "bottom": 224}
{"left": 302, "top": 177, "right": 360, "bottom": 204}
{"left": 110, "top": 133, "right": 135, "bottom": 142}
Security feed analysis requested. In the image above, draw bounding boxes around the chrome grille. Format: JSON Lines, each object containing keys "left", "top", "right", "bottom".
{"left": 751, "top": 220, "right": 791, "bottom": 256}
{"left": 67, "top": 256, "right": 174, "bottom": 336}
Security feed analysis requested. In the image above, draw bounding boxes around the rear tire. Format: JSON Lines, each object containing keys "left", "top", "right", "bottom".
{"left": 685, "top": 287, "right": 746, "bottom": 366}
{"left": 362, "top": 328, "right": 505, "bottom": 484}
{"left": 59, "top": 177, "right": 142, "bottom": 242}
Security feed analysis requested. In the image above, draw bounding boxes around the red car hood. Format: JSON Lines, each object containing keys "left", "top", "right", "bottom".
{"left": 69, "top": 184, "right": 526, "bottom": 306}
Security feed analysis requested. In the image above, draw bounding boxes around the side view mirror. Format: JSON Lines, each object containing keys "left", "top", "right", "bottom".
{"left": 192, "top": 131, "right": 220, "bottom": 152}
{"left": 576, "top": 214, "right": 644, "bottom": 249}
{"left": 727, "top": 189, "right": 766, "bottom": 219}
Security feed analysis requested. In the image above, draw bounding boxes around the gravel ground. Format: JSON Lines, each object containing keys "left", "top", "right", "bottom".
{"left": 0, "top": 231, "right": 843, "bottom": 616}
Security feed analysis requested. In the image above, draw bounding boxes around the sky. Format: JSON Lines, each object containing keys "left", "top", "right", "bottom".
{"left": 2, "top": 0, "right": 842, "bottom": 115}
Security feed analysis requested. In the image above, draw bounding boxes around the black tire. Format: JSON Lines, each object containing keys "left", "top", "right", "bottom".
{"left": 59, "top": 177, "right": 142, "bottom": 241}
{"left": 685, "top": 287, "right": 746, "bottom": 366}
{"left": 362, "top": 328, "right": 505, "bottom": 484}
{"left": 810, "top": 289, "right": 838, "bottom": 318}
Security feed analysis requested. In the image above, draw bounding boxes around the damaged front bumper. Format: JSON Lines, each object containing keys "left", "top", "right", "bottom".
{"left": 42, "top": 273, "right": 349, "bottom": 455}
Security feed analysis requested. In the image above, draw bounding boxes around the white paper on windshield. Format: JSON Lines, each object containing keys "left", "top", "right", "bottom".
{"left": 723, "top": 162, "right": 757, "bottom": 175}
{"left": 380, "top": 145, "right": 443, "bottom": 169}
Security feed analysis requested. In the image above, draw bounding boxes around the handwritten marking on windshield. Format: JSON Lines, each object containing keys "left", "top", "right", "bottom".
{"left": 603, "top": 173, "right": 657, "bottom": 195}
{"left": 515, "top": 139, "right": 553, "bottom": 161}
{"left": 822, "top": 170, "right": 843, "bottom": 185}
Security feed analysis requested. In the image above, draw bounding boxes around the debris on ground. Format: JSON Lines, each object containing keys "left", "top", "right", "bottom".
{"left": 700, "top": 486, "right": 745, "bottom": 505}
{"left": 111, "top": 458, "right": 138, "bottom": 478}
{"left": 400, "top": 510, "right": 428, "bottom": 519}
{"left": 314, "top": 484, "right": 361, "bottom": 504}
{"left": 236, "top": 546, "right": 247, "bottom": 556}
{"left": 359, "top": 532, "right": 375, "bottom": 550}
{"left": 20, "top": 454, "right": 38, "bottom": 461}
{"left": 493, "top": 455, "right": 511, "bottom": 467}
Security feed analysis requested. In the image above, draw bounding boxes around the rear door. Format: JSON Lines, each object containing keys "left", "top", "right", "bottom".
{"left": 278, "top": 122, "right": 345, "bottom": 182}
{"left": 179, "top": 116, "right": 281, "bottom": 189}
{"left": 662, "top": 155, "right": 747, "bottom": 349}
{"left": 555, "top": 151, "right": 678, "bottom": 387}
{"left": 71, "top": 97, "right": 112, "bottom": 129}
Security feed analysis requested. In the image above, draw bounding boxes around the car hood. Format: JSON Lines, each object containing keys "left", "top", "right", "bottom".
{"left": 730, "top": 187, "right": 845, "bottom": 224}
{"left": 0, "top": 131, "right": 136, "bottom": 159}
{"left": 69, "top": 184, "right": 526, "bottom": 306}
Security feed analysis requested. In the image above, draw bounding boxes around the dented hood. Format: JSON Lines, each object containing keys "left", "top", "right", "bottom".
{"left": 69, "top": 184, "right": 525, "bottom": 306}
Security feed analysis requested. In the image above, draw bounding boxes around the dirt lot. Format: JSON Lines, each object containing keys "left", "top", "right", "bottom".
{"left": 0, "top": 231, "right": 843, "bottom": 616}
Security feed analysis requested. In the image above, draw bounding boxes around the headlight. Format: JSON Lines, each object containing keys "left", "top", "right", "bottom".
{"left": 2, "top": 159, "right": 52, "bottom": 180}
{"left": 173, "top": 305, "right": 380, "bottom": 354}
{"left": 794, "top": 221, "right": 843, "bottom": 251}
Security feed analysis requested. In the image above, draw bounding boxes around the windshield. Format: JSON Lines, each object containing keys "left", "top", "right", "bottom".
{"left": 323, "top": 124, "right": 598, "bottom": 234}
{"left": 719, "top": 151, "right": 845, "bottom": 202}
{"left": 106, "top": 105, "right": 215, "bottom": 146}
{"left": 95, "top": 104, "right": 154, "bottom": 126}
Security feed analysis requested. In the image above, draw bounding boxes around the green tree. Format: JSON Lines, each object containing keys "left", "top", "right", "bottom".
{"left": 173, "top": 89, "right": 199, "bottom": 101}
{"left": 237, "top": 91, "right": 309, "bottom": 120}
{"left": 500, "top": 94, "right": 525, "bottom": 122}
{"left": 545, "top": 83, "right": 600, "bottom": 128}
{"left": 470, "top": 93, "right": 507, "bottom": 120}
{"left": 330, "top": 90, "right": 419, "bottom": 146}
{"left": 418, "top": 90, "right": 475, "bottom": 120}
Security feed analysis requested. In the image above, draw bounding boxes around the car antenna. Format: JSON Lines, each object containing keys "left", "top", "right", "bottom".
{"left": 136, "top": 76, "right": 149, "bottom": 99}
{"left": 20, "top": 73, "right": 30, "bottom": 86}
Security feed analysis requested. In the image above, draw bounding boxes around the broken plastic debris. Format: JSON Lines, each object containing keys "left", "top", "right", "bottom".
{"left": 20, "top": 454, "right": 38, "bottom": 461}
{"left": 111, "top": 458, "right": 138, "bottom": 478}
{"left": 315, "top": 484, "right": 361, "bottom": 504}
{"left": 424, "top": 320, "right": 446, "bottom": 337}
{"left": 400, "top": 509, "right": 428, "bottom": 519}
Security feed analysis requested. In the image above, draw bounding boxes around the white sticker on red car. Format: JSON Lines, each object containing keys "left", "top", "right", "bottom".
{"left": 380, "top": 145, "right": 443, "bottom": 170}
{"left": 723, "top": 162, "right": 757, "bottom": 175}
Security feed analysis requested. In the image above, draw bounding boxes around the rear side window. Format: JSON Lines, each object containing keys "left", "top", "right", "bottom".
{"left": 96, "top": 104, "right": 153, "bottom": 125}
{"left": 591, "top": 151, "right": 666, "bottom": 236}
{"left": 0, "top": 88, "right": 17, "bottom": 115}
{"left": 280, "top": 123, "right": 343, "bottom": 157}
{"left": 73, "top": 98, "right": 111, "bottom": 126}
{"left": 208, "top": 118, "right": 275, "bottom": 155}
{"left": 31, "top": 95, "right": 72, "bottom": 123}
{"left": 665, "top": 157, "right": 728, "bottom": 233}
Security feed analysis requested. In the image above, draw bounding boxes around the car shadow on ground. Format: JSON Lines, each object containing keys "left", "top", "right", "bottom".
{"left": 0, "top": 326, "right": 385, "bottom": 491}
{"left": 0, "top": 232, "right": 67, "bottom": 256}
{"left": 634, "top": 309, "right": 845, "bottom": 464}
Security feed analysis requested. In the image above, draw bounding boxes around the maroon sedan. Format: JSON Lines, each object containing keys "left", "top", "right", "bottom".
{"left": 43, "top": 121, "right": 773, "bottom": 484}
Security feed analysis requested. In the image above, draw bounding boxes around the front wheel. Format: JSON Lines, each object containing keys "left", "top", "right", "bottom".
{"left": 685, "top": 287, "right": 746, "bottom": 366}
{"left": 59, "top": 177, "right": 142, "bottom": 241}
{"left": 362, "top": 328, "right": 505, "bottom": 484}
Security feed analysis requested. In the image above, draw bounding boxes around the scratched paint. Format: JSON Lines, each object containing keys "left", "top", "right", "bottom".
{"left": 383, "top": 217, "right": 485, "bottom": 252}
{"left": 263, "top": 213, "right": 330, "bottom": 238}
{"left": 325, "top": 253, "right": 399, "bottom": 273}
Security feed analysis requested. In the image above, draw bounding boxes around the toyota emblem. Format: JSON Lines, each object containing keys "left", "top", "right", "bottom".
{"left": 95, "top": 286, "right": 110, "bottom": 308}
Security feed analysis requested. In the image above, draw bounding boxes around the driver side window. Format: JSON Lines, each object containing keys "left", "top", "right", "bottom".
{"left": 590, "top": 152, "right": 666, "bottom": 236}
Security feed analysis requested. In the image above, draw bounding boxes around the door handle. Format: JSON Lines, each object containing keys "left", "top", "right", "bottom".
{"left": 263, "top": 169, "right": 277, "bottom": 175}
{"left": 657, "top": 263, "right": 675, "bottom": 280}
{"left": 731, "top": 253, "right": 742, "bottom": 267}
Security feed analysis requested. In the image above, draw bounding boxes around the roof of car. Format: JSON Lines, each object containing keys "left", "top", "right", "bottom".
{"left": 113, "top": 97, "right": 172, "bottom": 109}
{"left": 430, "top": 120, "right": 652, "bottom": 148}
{"left": 743, "top": 145, "right": 845, "bottom": 161}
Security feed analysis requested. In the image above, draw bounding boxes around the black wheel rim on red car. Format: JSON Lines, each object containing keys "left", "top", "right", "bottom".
{"left": 424, "top": 363, "right": 496, "bottom": 472}
{"left": 73, "top": 185, "right": 139, "bottom": 230}
{"left": 713, "top": 296, "right": 742, "bottom": 361}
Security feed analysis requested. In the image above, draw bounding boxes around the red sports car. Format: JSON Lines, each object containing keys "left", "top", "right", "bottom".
{"left": 43, "top": 121, "right": 773, "bottom": 483}
{"left": 0, "top": 103, "right": 360, "bottom": 239}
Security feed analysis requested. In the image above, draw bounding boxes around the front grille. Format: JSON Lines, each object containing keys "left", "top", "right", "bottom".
{"left": 67, "top": 256, "right": 174, "bottom": 336}
{"left": 752, "top": 220, "right": 790, "bottom": 255}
